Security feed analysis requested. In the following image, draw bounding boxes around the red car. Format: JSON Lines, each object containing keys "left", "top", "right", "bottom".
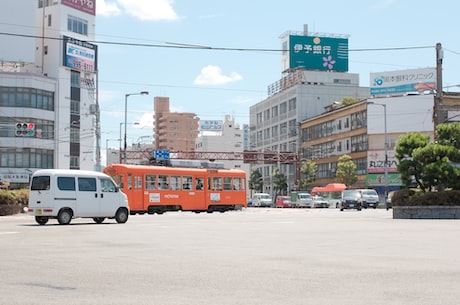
{"left": 275, "top": 196, "right": 293, "bottom": 208}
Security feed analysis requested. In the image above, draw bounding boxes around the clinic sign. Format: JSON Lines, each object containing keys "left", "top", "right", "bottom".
{"left": 62, "top": 36, "right": 97, "bottom": 72}
{"left": 199, "top": 120, "right": 223, "bottom": 131}
{"left": 287, "top": 35, "right": 349, "bottom": 72}
{"left": 61, "top": 0, "right": 96, "bottom": 16}
{"left": 370, "top": 68, "right": 436, "bottom": 96}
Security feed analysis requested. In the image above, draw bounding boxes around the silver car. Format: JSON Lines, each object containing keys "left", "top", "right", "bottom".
{"left": 360, "top": 189, "right": 379, "bottom": 209}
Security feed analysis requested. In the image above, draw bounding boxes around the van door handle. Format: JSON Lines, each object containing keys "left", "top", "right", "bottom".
{"left": 95, "top": 193, "right": 97, "bottom": 198}
{"left": 101, "top": 193, "right": 104, "bottom": 198}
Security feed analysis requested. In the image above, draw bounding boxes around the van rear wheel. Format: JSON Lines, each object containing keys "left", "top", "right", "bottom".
{"left": 93, "top": 217, "right": 105, "bottom": 224}
{"left": 35, "top": 216, "right": 48, "bottom": 225}
{"left": 57, "top": 209, "right": 72, "bottom": 225}
{"left": 115, "top": 208, "right": 128, "bottom": 223}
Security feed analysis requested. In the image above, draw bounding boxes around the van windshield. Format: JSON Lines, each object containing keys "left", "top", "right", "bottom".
{"left": 31, "top": 176, "right": 50, "bottom": 191}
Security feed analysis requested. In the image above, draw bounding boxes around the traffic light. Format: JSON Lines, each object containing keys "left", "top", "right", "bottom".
{"left": 15, "top": 122, "right": 35, "bottom": 137}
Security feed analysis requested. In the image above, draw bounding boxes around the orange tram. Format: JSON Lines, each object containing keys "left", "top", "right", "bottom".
{"left": 103, "top": 164, "right": 247, "bottom": 214}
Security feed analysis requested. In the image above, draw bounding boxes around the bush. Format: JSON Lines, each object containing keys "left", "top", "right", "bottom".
{"left": 392, "top": 189, "right": 460, "bottom": 206}
{"left": 0, "top": 189, "right": 29, "bottom": 216}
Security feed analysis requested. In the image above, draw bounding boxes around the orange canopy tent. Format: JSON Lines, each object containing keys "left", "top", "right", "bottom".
{"left": 311, "top": 183, "right": 346, "bottom": 194}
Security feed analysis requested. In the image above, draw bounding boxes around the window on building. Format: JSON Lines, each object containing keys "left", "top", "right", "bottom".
{"left": 271, "top": 106, "right": 278, "bottom": 117}
{"left": 280, "top": 102, "right": 287, "bottom": 114}
{"left": 288, "top": 98, "right": 296, "bottom": 111}
{"left": 68, "top": 15, "right": 88, "bottom": 36}
{"left": 263, "top": 109, "right": 270, "bottom": 121}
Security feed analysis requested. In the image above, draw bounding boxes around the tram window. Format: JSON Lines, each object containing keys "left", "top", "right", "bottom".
{"left": 212, "top": 177, "right": 222, "bottom": 190}
{"left": 170, "top": 176, "right": 180, "bottom": 190}
{"left": 223, "top": 177, "right": 232, "bottom": 190}
{"left": 195, "top": 178, "right": 204, "bottom": 190}
{"left": 182, "top": 176, "right": 192, "bottom": 190}
{"left": 145, "top": 174, "right": 157, "bottom": 190}
{"left": 117, "top": 175, "right": 124, "bottom": 189}
{"left": 233, "top": 177, "right": 242, "bottom": 191}
{"left": 128, "top": 174, "right": 133, "bottom": 190}
{"left": 159, "top": 175, "right": 169, "bottom": 190}
{"left": 135, "top": 176, "right": 142, "bottom": 189}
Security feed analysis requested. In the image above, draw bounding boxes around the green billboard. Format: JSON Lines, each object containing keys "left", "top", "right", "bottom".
{"left": 289, "top": 35, "right": 348, "bottom": 72}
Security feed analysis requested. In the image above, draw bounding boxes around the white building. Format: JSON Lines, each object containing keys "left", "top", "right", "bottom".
{"left": 195, "top": 115, "right": 250, "bottom": 186}
{"left": 249, "top": 69, "right": 369, "bottom": 193}
{"left": 0, "top": 1, "right": 98, "bottom": 184}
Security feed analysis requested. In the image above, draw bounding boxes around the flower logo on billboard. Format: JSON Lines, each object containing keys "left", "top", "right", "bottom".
{"left": 322, "top": 55, "right": 336, "bottom": 70}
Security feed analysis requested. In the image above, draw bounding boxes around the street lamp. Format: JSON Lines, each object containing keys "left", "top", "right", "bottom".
{"left": 124, "top": 91, "right": 149, "bottom": 164}
{"left": 368, "top": 101, "right": 388, "bottom": 199}
{"left": 120, "top": 121, "right": 139, "bottom": 163}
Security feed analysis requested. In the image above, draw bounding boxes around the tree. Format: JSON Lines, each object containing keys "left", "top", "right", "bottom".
{"left": 395, "top": 123, "right": 460, "bottom": 192}
{"left": 272, "top": 167, "right": 288, "bottom": 196}
{"left": 335, "top": 154, "right": 357, "bottom": 186}
{"left": 395, "top": 132, "right": 430, "bottom": 191}
{"left": 299, "top": 159, "right": 317, "bottom": 190}
{"left": 248, "top": 169, "right": 263, "bottom": 193}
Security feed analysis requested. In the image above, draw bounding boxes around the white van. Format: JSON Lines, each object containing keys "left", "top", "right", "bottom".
{"left": 251, "top": 193, "right": 273, "bottom": 207}
{"left": 27, "top": 169, "right": 129, "bottom": 225}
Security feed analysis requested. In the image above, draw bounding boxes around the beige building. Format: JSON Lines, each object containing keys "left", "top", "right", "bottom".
{"left": 299, "top": 94, "right": 435, "bottom": 195}
{"left": 154, "top": 96, "right": 199, "bottom": 151}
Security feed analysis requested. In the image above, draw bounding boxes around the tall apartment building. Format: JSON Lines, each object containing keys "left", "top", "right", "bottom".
{"left": 0, "top": 1, "right": 98, "bottom": 185}
{"left": 154, "top": 96, "right": 199, "bottom": 151}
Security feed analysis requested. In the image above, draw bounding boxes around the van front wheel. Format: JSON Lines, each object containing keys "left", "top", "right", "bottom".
{"left": 57, "top": 209, "right": 72, "bottom": 225}
{"left": 115, "top": 208, "right": 128, "bottom": 224}
{"left": 35, "top": 216, "right": 48, "bottom": 225}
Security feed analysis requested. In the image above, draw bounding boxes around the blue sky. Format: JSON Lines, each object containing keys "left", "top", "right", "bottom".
{"left": 94, "top": 0, "right": 460, "bottom": 151}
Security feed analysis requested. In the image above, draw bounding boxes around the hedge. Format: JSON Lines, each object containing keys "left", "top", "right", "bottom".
{"left": 0, "top": 190, "right": 29, "bottom": 216}
{"left": 392, "top": 189, "right": 460, "bottom": 206}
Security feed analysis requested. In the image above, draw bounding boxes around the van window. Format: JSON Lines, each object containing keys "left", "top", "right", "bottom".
{"left": 78, "top": 177, "right": 96, "bottom": 192}
{"left": 100, "top": 178, "right": 116, "bottom": 192}
{"left": 58, "top": 177, "right": 75, "bottom": 191}
{"left": 31, "top": 176, "right": 51, "bottom": 191}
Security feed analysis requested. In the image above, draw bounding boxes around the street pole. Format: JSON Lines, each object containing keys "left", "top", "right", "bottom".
{"left": 124, "top": 91, "right": 149, "bottom": 164}
{"left": 383, "top": 104, "right": 388, "bottom": 200}
{"left": 369, "top": 102, "right": 388, "bottom": 199}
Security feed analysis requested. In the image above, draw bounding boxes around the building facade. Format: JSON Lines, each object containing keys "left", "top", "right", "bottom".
{"left": 300, "top": 94, "right": 435, "bottom": 195}
{"left": 0, "top": 1, "right": 98, "bottom": 185}
{"left": 249, "top": 69, "right": 369, "bottom": 194}
{"left": 154, "top": 96, "right": 199, "bottom": 151}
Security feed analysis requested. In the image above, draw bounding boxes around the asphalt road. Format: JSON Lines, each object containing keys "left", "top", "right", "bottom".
{"left": 1, "top": 208, "right": 459, "bottom": 305}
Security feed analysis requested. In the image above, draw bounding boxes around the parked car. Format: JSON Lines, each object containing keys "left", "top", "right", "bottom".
{"left": 275, "top": 196, "right": 293, "bottom": 208}
{"left": 312, "top": 195, "right": 329, "bottom": 208}
{"left": 251, "top": 193, "right": 273, "bottom": 207}
{"left": 293, "top": 192, "right": 313, "bottom": 208}
{"left": 359, "top": 189, "right": 379, "bottom": 209}
{"left": 340, "top": 189, "right": 363, "bottom": 211}
{"left": 386, "top": 191, "right": 395, "bottom": 210}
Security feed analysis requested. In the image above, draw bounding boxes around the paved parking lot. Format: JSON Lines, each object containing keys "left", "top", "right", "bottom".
{"left": 1, "top": 208, "right": 459, "bottom": 305}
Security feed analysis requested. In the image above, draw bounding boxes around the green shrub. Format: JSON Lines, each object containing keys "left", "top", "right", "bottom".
{"left": 392, "top": 189, "right": 460, "bottom": 206}
{"left": 0, "top": 189, "right": 29, "bottom": 216}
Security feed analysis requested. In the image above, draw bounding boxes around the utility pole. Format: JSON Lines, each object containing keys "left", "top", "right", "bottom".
{"left": 434, "top": 42, "right": 444, "bottom": 138}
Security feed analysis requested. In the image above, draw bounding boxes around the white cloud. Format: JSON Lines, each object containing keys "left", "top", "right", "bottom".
{"left": 136, "top": 111, "right": 154, "bottom": 129}
{"left": 194, "top": 65, "right": 243, "bottom": 85}
{"left": 96, "top": 0, "right": 178, "bottom": 21}
{"left": 118, "top": 0, "right": 179, "bottom": 21}
{"left": 97, "top": 0, "right": 121, "bottom": 17}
